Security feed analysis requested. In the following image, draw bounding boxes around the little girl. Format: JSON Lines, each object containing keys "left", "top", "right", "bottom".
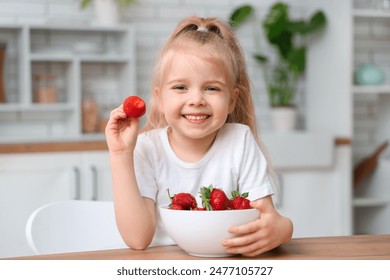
{"left": 105, "top": 16, "right": 293, "bottom": 257}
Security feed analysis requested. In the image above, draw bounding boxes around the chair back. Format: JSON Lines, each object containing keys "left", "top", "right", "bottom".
{"left": 26, "top": 200, "right": 127, "bottom": 255}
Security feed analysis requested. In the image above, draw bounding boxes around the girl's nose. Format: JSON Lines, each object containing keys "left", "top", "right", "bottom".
{"left": 188, "top": 89, "right": 206, "bottom": 106}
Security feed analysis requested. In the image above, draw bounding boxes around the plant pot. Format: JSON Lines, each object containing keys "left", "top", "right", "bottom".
{"left": 94, "top": 0, "right": 120, "bottom": 25}
{"left": 271, "top": 106, "right": 297, "bottom": 132}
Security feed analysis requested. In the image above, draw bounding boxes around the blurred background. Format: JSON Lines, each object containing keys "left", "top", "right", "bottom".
{"left": 0, "top": 0, "right": 389, "bottom": 258}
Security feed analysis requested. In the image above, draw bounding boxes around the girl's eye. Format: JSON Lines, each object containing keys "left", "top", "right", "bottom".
{"left": 205, "top": 86, "right": 221, "bottom": 92}
{"left": 172, "top": 85, "right": 188, "bottom": 91}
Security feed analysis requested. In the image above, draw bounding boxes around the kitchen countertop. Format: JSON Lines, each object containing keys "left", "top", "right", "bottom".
{"left": 0, "top": 140, "right": 108, "bottom": 153}
{"left": 6, "top": 234, "right": 390, "bottom": 260}
{"left": 0, "top": 137, "right": 351, "bottom": 154}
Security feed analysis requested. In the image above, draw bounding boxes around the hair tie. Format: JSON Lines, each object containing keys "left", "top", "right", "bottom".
{"left": 197, "top": 26, "right": 208, "bottom": 32}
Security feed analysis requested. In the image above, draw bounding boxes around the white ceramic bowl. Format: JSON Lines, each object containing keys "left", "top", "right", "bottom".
{"left": 159, "top": 206, "right": 260, "bottom": 257}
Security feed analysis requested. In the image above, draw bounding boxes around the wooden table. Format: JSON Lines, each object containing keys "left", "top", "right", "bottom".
{"left": 7, "top": 234, "right": 390, "bottom": 260}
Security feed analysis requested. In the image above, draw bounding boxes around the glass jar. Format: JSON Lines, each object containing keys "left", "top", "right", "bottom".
{"left": 34, "top": 74, "right": 57, "bottom": 103}
{"left": 82, "top": 95, "right": 99, "bottom": 133}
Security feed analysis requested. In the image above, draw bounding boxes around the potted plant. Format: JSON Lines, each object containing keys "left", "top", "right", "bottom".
{"left": 230, "top": 2, "right": 327, "bottom": 131}
{"left": 81, "top": 0, "right": 136, "bottom": 25}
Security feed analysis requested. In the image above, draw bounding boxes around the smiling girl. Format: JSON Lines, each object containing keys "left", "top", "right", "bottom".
{"left": 105, "top": 16, "right": 293, "bottom": 257}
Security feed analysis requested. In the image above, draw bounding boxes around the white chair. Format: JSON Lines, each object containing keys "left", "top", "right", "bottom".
{"left": 25, "top": 200, "right": 127, "bottom": 255}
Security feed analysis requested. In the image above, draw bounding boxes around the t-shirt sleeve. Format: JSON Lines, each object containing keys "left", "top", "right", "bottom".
{"left": 133, "top": 135, "right": 158, "bottom": 201}
{"left": 238, "top": 129, "right": 275, "bottom": 201}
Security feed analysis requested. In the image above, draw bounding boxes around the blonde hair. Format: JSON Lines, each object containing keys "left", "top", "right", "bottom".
{"left": 142, "top": 16, "right": 278, "bottom": 186}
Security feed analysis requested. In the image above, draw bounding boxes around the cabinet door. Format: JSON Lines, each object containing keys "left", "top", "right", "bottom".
{"left": 82, "top": 151, "right": 113, "bottom": 201}
{"left": 276, "top": 146, "right": 352, "bottom": 238}
{"left": 0, "top": 153, "right": 81, "bottom": 258}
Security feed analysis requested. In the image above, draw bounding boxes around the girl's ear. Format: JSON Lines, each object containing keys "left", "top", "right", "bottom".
{"left": 228, "top": 87, "right": 239, "bottom": 113}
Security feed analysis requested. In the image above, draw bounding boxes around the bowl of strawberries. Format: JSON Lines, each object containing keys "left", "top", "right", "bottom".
{"left": 159, "top": 185, "right": 260, "bottom": 257}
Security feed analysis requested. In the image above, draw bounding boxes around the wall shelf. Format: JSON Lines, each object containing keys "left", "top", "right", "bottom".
{"left": 354, "top": 9, "right": 390, "bottom": 18}
{"left": 353, "top": 85, "right": 390, "bottom": 94}
{"left": 353, "top": 197, "right": 388, "bottom": 207}
{"left": 0, "top": 23, "right": 136, "bottom": 141}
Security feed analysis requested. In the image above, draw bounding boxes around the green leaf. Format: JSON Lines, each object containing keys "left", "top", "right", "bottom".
{"left": 263, "top": 2, "right": 289, "bottom": 41}
{"left": 273, "top": 31, "right": 293, "bottom": 60}
{"left": 253, "top": 54, "right": 268, "bottom": 64}
{"left": 307, "top": 11, "right": 327, "bottom": 33}
{"left": 229, "top": 5, "right": 254, "bottom": 27}
{"left": 286, "top": 20, "right": 311, "bottom": 34}
{"left": 287, "top": 47, "right": 306, "bottom": 75}
{"left": 231, "top": 190, "right": 240, "bottom": 198}
{"left": 80, "top": 0, "right": 91, "bottom": 9}
{"left": 199, "top": 185, "right": 213, "bottom": 211}
{"left": 116, "top": 0, "right": 137, "bottom": 8}
{"left": 80, "top": 0, "right": 136, "bottom": 9}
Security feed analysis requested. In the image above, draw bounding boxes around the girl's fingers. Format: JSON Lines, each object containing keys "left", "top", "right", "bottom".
{"left": 222, "top": 231, "right": 259, "bottom": 247}
{"left": 224, "top": 238, "right": 269, "bottom": 256}
{"left": 110, "top": 106, "right": 127, "bottom": 120}
{"left": 228, "top": 219, "right": 260, "bottom": 235}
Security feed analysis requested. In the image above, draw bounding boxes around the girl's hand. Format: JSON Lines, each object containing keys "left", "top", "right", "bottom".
{"left": 221, "top": 196, "right": 293, "bottom": 257}
{"left": 105, "top": 105, "right": 140, "bottom": 155}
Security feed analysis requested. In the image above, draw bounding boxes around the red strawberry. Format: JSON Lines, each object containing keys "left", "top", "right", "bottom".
{"left": 123, "top": 96, "right": 146, "bottom": 118}
{"left": 169, "top": 204, "right": 185, "bottom": 210}
{"left": 168, "top": 190, "right": 197, "bottom": 210}
{"left": 231, "top": 191, "right": 251, "bottom": 210}
{"left": 192, "top": 207, "right": 206, "bottom": 211}
{"left": 199, "top": 185, "right": 231, "bottom": 211}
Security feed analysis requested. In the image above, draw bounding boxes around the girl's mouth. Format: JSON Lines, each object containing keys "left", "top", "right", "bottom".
{"left": 183, "top": 114, "right": 210, "bottom": 123}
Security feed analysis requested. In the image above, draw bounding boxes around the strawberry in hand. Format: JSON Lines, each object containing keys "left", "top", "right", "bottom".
{"left": 230, "top": 190, "right": 251, "bottom": 210}
{"left": 123, "top": 95, "right": 146, "bottom": 118}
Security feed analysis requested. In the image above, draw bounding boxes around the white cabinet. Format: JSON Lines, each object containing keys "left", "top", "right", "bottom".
{"left": 354, "top": 157, "right": 390, "bottom": 234}
{"left": 272, "top": 145, "right": 352, "bottom": 238}
{"left": 0, "top": 151, "right": 112, "bottom": 258}
{"left": 352, "top": 4, "right": 390, "bottom": 234}
{"left": 0, "top": 23, "right": 135, "bottom": 142}
{"left": 80, "top": 151, "right": 113, "bottom": 201}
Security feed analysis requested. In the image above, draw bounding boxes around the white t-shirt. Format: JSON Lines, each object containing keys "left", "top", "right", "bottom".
{"left": 134, "top": 123, "right": 275, "bottom": 246}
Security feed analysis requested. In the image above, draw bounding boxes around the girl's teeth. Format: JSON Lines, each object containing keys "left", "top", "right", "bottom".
{"left": 185, "top": 115, "right": 208, "bottom": 121}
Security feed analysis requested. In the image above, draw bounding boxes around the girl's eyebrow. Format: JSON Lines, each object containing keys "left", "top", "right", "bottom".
{"left": 206, "top": 80, "right": 226, "bottom": 86}
{"left": 166, "top": 79, "right": 188, "bottom": 85}
{"left": 166, "top": 79, "right": 226, "bottom": 86}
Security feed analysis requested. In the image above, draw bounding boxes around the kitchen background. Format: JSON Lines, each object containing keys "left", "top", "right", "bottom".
{"left": 0, "top": 0, "right": 389, "bottom": 258}
{"left": 0, "top": 0, "right": 345, "bottom": 140}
